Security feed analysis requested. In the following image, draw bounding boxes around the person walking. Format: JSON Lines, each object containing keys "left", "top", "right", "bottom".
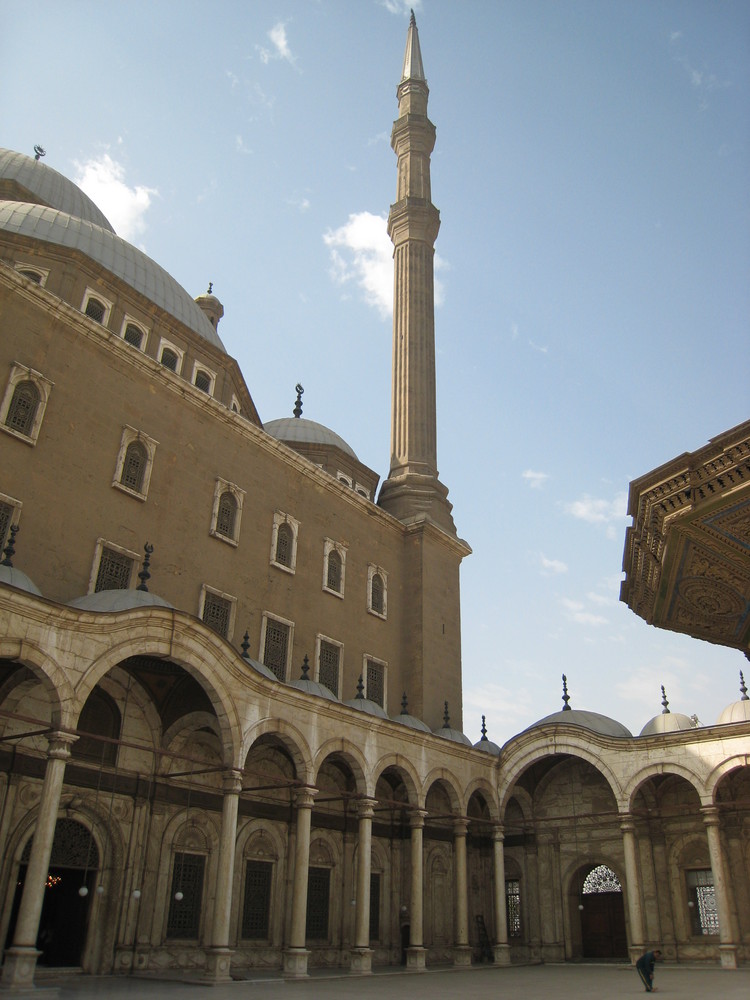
{"left": 635, "top": 948, "right": 662, "bottom": 992}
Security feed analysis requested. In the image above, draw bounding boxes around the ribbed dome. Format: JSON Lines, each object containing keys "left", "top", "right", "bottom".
{"left": 264, "top": 417, "right": 358, "bottom": 460}
{"left": 69, "top": 589, "right": 172, "bottom": 612}
{"left": 528, "top": 709, "right": 633, "bottom": 739}
{"left": 0, "top": 564, "right": 42, "bottom": 597}
{"left": 0, "top": 201, "right": 226, "bottom": 352}
{"left": 0, "top": 148, "right": 114, "bottom": 232}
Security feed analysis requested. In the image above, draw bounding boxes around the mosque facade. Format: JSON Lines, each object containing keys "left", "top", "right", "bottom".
{"left": 0, "top": 15, "right": 747, "bottom": 990}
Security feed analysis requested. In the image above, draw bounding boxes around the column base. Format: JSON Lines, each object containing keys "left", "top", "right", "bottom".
{"left": 453, "top": 944, "right": 472, "bottom": 967}
{"left": 493, "top": 943, "right": 511, "bottom": 965}
{"left": 282, "top": 948, "right": 310, "bottom": 979}
{"left": 349, "top": 947, "right": 373, "bottom": 975}
{"left": 719, "top": 944, "right": 738, "bottom": 970}
{"left": 0, "top": 947, "right": 43, "bottom": 992}
{"left": 201, "top": 947, "right": 234, "bottom": 984}
{"left": 406, "top": 946, "right": 427, "bottom": 971}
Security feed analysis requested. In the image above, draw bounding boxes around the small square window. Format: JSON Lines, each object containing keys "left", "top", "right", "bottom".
{"left": 317, "top": 637, "right": 342, "bottom": 697}
{"left": 260, "top": 614, "right": 294, "bottom": 681}
{"left": 92, "top": 542, "right": 138, "bottom": 592}
{"left": 200, "top": 586, "right": 236, "bottom": 640}
{"left": 364, "top": 657, "right": 386, "bottom": 708}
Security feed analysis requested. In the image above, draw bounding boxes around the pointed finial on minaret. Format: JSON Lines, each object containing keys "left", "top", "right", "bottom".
{"left": 561, "top": 674, "right": 571, "bottom": 711}
{"left": 240, "top": 631, "right": 250, "bottom": 659}
{"left": 300, "top": 655, "right": 310, "bottom": 680}
{"left": 136, "top": 543, "right": 153, "bottom": 592}
{"left": 293, "top": 383, "right": 304, "bottom": 419}
{"left": 400, "top": 8, "right": 425, "bottom": 82}
{"left": 660, "top": 685, "right": 670, "bottom": 714}
{"left": 480, "top": 715, "right": 488, "bottom": 742}
{"left": 401, "top": 692, "right": 409, "bottom": 715}
{"left": 355, "top": 675, "right": 365, "bottom": 700}
{"left": 740, "top": 670, "right": 748, "bottom": 701}
{"left": 1, "top": 524, "right": 19, "bottom": 567}
{"left": 443, "top": 701, "right": 450, "bottom": 727}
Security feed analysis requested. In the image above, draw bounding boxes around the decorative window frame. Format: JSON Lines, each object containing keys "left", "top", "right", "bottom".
{"left": 88, "top": 538, "right": 140, "bottom": 594}
{"left": 112, "top": 425, "right": 158, "bottom": 501}
{"left": 158, "top": 338, "right": 184, "bottom": 374}
{"left": 366, "top": 564, "right": 388, "bottom": 619}
{"left": 120, "top": 315, "right": 149, "bottom": 352}
{"left": 354, "top": 484, "right": 370, "bottom": 500}
{"left": 363, "top": 654, "right": 387, "bottom": 711}
{"left": 15, "top": 263, "right": 49, "bottom": 287}
{"left": 191, "top": 361, "right": 216, "bottom": 396}
{"left": 81, "top": 287, "right": 113, "bottom": 327}
{"left": 199, "top": 584, "right": 237, "bottom": 642}
{"left": 230, "top": 394, "right": 241, "bottom": 415}
{"left": 322, "top": 538, "right": 347, "bottom": 598}
{"left": 316, "top": 633, "right": 344, "bottom": 696}
{"left": 0, "top": 491, "right": 22, "bottom": 549}
{"left": 210, "top": 478, "right": 245, "bottom": 547}
{"left": 259, "top": 612, "right": 295, "bottom": 682}
{"left": 336, "top": 472, "right": 353, "bottom": 488}
{"left": 270, "top": 511, "right": 299, "bottom": 574}
{"left": 0, "top": 363, "right": 54, "bottom": 446}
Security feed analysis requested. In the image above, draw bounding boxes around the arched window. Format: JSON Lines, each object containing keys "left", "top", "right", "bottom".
{"left": 275, "top": 522, "right": 293, "bottom": 567}
{"left": 326, "top": 549, "right": 342, "bottom": 592}
{"left": 5, "top": 381, "right": 39, "bottom": 436}
{"left": 216, "top": 491, "right": 237, "bottom": 539}
{"left": 84, "top": 297, "right": 106, "bottom": 323}
{"left": 194, "top": 370, "right": 211, "bottom": 393}
{"left": 123, "top": 323, "right": 144, "bottom": 349}
{"left": 19, "top": 269, "right": 42, "bottom": 284}
{"left": 120, "top": 441, "right": 147, "bottom": 493}
{"left": 72, "top": 687, "right": 121, "bottom": 766}
{"left": 370, "top": 573, "right": 384, "bottom": 615}
{"left": 160, "top": 347, "right": 178, "bottom": 371}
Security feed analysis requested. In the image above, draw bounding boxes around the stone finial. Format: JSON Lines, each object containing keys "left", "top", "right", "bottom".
{"left": 136, "top": 543, "right": 153, "bottom": 592}
{"left": 401, "top": 691, "right": 409, "bottom": 715}
{"left": 443, "top": 701, "right": 450, "bottom": 727}
{"left": 34, "top": 145, "right": 46, "bottom": 161}
{"left": 561, "top": 674, "right": 571, "bottom": 711}
{"left": 410, "top": 8, "right": 416, "bottom": 27}
{"left": 207, "top": 281, "right": 213, "bottom": 294}
{"left": 300, "top": 655, "right": 310, "bottom": 680}
{"left": 480, "top": 715, "right": 488, "bottom": 741}
{"left": 660, "top": 685, "right": 671, "bottom": 714}
{"left": 1, "top": 524, "right": 19, "bottom": 567}
{"left": 740, "top": 670, "right": 749, "bottom": 701}
{"left": 355, "top": 675, "right": 365, "bottom": 700}
{"left": 293, "top": 383, "right": 304, "bottom": 419}
{"left": 240, "top": 631, "right": 250, "bottom": 659}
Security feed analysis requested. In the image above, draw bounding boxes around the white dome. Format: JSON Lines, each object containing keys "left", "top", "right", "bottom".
{"left": 527, "top": 709, "right": 633, "bottom": 739}
{"left": 639, "top": 713, "right": 696, "bottom": 737}
{"left": 69, "top": 589, "right": 172, "bottom": 612}
{"left": 264, "top": 417, "right": 358, "bottom": 460}
{"left": 0, "top": 564, "right": 42, "bottom": 597}
{"left": 717, "top": 700, "right": 750, "bottom": 725}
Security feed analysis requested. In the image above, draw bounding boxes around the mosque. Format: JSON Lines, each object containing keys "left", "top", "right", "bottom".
{"left": 0, "top": 13, "right": 747, "bottom": 990}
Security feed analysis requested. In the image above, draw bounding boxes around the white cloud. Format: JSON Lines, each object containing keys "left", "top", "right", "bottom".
{"left": 74, "top": 153, "right": 156, "bottom": 242}
{"left": 560, "top": 597, "right": 608, "bottom": 627}
{"left": 235, "top": 135, "right": 252, "bottom": 155}
{"left": 563, "top": 491, "right": 628, "bottom": 539}
{"left": 323, "top": 212, "right": 393, "bottom": 317}
{"left": 287, "top": 193, "right": 311, "bottom": 213}
{"left": 463, "top": 678, "right": 535, "bottom": 738}
{"left": 540, "top": 555, "right": 567, "bottom": 576}
{"left": 258, "top": 21, "right": 297, "bottom": 67}
{"left": 381, "top": 0, "right": 423, "bottom": 15}
{"left": 528, "top": 339, "right": 548, "bottom": 354}
{"left": 522, "top": 469, "right": 549, "bottom": 490}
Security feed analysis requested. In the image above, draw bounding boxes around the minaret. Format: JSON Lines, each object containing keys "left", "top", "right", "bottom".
{"left": 378, "top": 11, "right": 456, "bottom": 535}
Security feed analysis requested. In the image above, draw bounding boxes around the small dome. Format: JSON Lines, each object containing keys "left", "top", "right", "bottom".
{"left": 264, "top": 417, "right": 358, "bottom": 460}
{"left": 640, "top": 713, "right": 696, "bottom": 737}
{"left": 392, "top": 712, "right": 431, "bottom": 733}
{"left": 69, "top": 589, "right": 172, "bottom": 612}
{"left": 345, "top": 695, "right": 388, "bottom": 719}
{"left": 527, "top": 709, "right": 633, "bottom": 739}
{"left": 0, "top": 564, "right": 42, "bottom": 597}
{"left": 717, "top": 671, "right": 750, "bottom": 725}
{"left": 433, "top": 724, "right": 472, "bottom": 746}
{"left": 473, "top": 716, "right": 500, "bottom": 754}
{"left": 290, "top": 677, "right": 340, "bottom": 702}
{"left": 241, "top": 656, "right": 279, "bottom": 682}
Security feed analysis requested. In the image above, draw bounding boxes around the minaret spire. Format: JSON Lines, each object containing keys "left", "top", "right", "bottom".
{"left": 378, "top": 12, "right": 456, "bottom": 533}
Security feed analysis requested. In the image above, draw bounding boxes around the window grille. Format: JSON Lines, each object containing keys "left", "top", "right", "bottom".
{"left": 194, "top": 370, "right": 211, "bottom": 393}
{"left": 326, "top": 549, "right": 342, "bottom": 592}
{"left": 123, "top": 324, "right": 143, "bottom": 349}
{"left": 202, "top": 591, "right": 232, "bottom": 638}
{"left": 370, "top": 573, "right": 384, "bottom": 614}
{"left": 305, "top": 867, "right": 330, "bottom": 940}
{"left": 242, "top": 860, "right": 273, "bottom": 939}
{"left": 582, "top": 865, "right": 622, "bottom": 893}
{"left": 275, "top": 522, "right": 293, "bottom": 567}
{"left": 506, "top": 879, "right": 521, "bottom": 937}
{"left": 22, "top": 818, "right": 97, "bottom": 869}
{"left": 120, "top": 441, "right": 147, "bottom": 492}
{"left": 318, "top": 641, "right": 340, "bottom": 696}
{"left": 95, "top": 547, "right": 133, "bottom": 592}
{"left": 686, "top": 869, "right": 719, "bottom": 935}
{"left": 19, "top": 269, "right": 42, "bottom": 284}
{"left": 85, "top": 298, "right": 106, "bottom": 323}
{"left": 166, "top": 852, "right": 205, "bottom": 939}
{"left": 72, "top": 688, "right": 121, "bottom": 766}
{"left": 216, "top": 491, "right": 237, "bottom": 538}
{"left": 160, "top": 348, "right": 178, "bottom": 371}
{"left": 0, "top": 501, "right": 13, "bottom": 549}
{"left": 263, "top": 619, "right": 290, "bottom": 681}
{"left": 5, "top": 381, "right": 39, "bottom": 436}
{"left": 366, "top": 659, "right": 384, "bottom": 707}
{"left": 370, "top": 872, "right": 381, "bottom": 941}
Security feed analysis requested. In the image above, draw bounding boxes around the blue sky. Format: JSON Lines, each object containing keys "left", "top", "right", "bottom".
{"left": 3, "top": 0, "right": 749, "bottom": 743}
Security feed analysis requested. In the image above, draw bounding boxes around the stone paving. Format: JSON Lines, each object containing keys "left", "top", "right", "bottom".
{"left": 27, "top": 963, "right": 750, "bottom": 1000}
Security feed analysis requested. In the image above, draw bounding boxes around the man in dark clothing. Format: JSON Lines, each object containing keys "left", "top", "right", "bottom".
{"left": 635, "top": 949, "right": 662, "bottom": 992}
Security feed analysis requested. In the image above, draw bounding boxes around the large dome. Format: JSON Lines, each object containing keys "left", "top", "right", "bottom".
{"left": 264, "top": 417, "right": 358, "bottom": 460}
{"left": 527, "top": 709, "right": 633, "bottom": 739}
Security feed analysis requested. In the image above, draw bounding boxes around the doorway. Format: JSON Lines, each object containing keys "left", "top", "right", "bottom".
{"left": 579, "top": 865, "right": 627, "bottom": 959}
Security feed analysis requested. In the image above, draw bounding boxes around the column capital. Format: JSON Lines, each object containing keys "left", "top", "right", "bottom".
{"left": 619, "top": 813, "right": 637, "bottom": 834}
{"left": 356, "top": 797, "right": 377, "bottom": 821}
{"left": 222, "top": 769, "right": 243, "bottom": 795}
{"left": 452, "top": 817, "right": 469, "bottom": 838}
{"left": 701, "top": 805, "right": 721, "bottom": 827}
{"left": 294, "top": 786, "right": 317, "bottom": 810}
{"left": 409, "top": 808, "right": 427, "bottom": 830}
{"left": 491, "top": 824, "right": 505, "bottom": 843}
{"left": 47, "top": 730, "right": 77, "bottom": 758}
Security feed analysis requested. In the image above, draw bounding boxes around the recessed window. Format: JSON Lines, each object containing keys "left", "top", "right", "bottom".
{"left": 209, "top": 479, "right": 244, "bottom": 546}
{"left": 317, "top": 636, "right": 342, "bottom": 697}
{"left": 367, "top": 565, "right": 387, "bottom": 619}
{"left": 121, "top": 319, "right": 147, "bottom": 350}
{"left": 158, "top": 339, "right": 183, "bottom": 374}
{"left": 200, "top": 586, "right": 236, "bottom": 640}
{"left": 270, "top": 512, "right": 299, "bottom": 574}
{"left": 506, "top": 879, "right": 522, "bottom": 938}
{"left": 686, "top": 869, "right": 719, "bottom": 936}
{"left": 121, "top": 441, "right": 147, "bottom": 492}
{"left": 81, "top": 288, "right": 113, "bottom": 326}
{"left": 323, "top": 539, "right": 347, "bottom": 598}
{"left": 260, "top": 613, "right": 294, "bottom": 681}
{"left": 166, "top": 852, "right": 205, "bottom": 939}
{"left": 230, "top": 395, "right": 241, "bottom": 414}
{"left": 5, "top": 381, "right": 39, "bottom": 436}
{"left": 364, "top": 657, "right": 386, "bottom": 709}
{"left": 242, "top": 860, "right": 273, "bottom": 940}
{"left": 191, "top": 362, "right": 216, "bottom": 396}
{"left": 15, "top": 264, "right": 48, "bottom": 286}
{"left": 112, "top": 426, "right": 158, "bottom": 500}
{"left": 93, "top": 542, "right": 138, "bottom": 592}
{"left": 306, "top": 866, "right": 331, "bottom": 940}
{"left": 0, "top": 364, "right": 54, "bottom": 445}
{"left": 355, "top": 485, "right": 370, "bottom": 500}
{"left": 337, "top": 472, "right": 353, "bottom": 488}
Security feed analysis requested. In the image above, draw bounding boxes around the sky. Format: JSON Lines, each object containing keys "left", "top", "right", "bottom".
{"left": 2, "top": 0, "right": 749, "bottom": 745}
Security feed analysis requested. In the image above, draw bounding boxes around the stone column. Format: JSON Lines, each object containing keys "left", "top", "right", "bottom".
{"left": 406, "top": 809, "right": 426, "bottom": 970}
{"left": 203, "top": 769, "right": 242, "bottom": 984}
{"left": 283, "top": 787, "right": 316, "bottom": 978}
{"left": 452, "top": 818, "right": 471, "bottom": 966}
{"left": 702, "top": 806, "right": 738, "bottom": 969}
{"left": 350, "top": 798, "right": 376, "bottom": 974}
{"left": 620, "top": 816, "right": 645, "bottom": 963}
{"left": 492, "top": 826, "right": 511, "bottom": 965}
{"left": 2, "top": 731, "right": 77, "bottom": 990}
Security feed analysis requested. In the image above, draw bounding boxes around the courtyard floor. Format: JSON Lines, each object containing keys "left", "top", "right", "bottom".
{"left": 25, "top": 962, "right": 750, "bottom": 1000}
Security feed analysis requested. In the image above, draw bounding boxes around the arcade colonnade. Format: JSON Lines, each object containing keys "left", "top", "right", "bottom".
{"left": 0, "top": 596, "right": 747, "bottom": 988}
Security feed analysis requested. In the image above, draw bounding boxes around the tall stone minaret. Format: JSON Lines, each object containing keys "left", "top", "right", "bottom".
{"left": 378, "top": 11, "right": 456, "bottom": 535}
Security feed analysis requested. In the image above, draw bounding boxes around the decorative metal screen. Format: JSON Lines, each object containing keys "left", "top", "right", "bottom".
{"left": 241, "top": 859, "right": 273, "bottom": 939}
{"left": 686, "top": 869, "right": 719, "bottom": 935}
{"left": 370, "top": 872, "right": 381, "bottom": 941}
{"left": 95, "top": 547, "right": 133, "bottom": 591}
{"left": 275, "top": 523, "right": 293, "bottom": 567}
{"left": 366, "top": 660, "right": 384, "bottom": 707}
{"left": 202, "top": 591, "right": 232, "bottom": 638}
{"left": 6, "top": 382, "right": 39, "bottom": 435}
{"left": 0, "top": 501, "right": 13, "bottom": 548}
{"left": 216, "top": 492, "right": 237, "bottom": 538}
{"left": 326, "top": 550, "right": 342, "bottom": 592}
{"left": 123, "top": 324, "right": 143, "bottom": 348}
{"left": 370, "top": 573, "right": 384, "bottom": 614}
{"left": 22, "top": 818, "right": 98, "bottom": 869}
{"left": 84, "top": 298, "right": 105, "bottom": 323}
{"left": 120, "top": 442, "right": 147, "bottom": 492}
{"left": 318, "top": 641, "right": 340, "bottom": 696}
{"left": 160, "top": 348, "right": 178, "bottom": 371}
{"left": 506, "top": 879, "right": 521, "bottom": 937}
{"left": 582, "top": 865, "right": 622, "bottom": 894}
{"left": 194, "top": 370, "right": 211, "bottom": 393}
{"left": 263, "top": 619, "right": 290, "bottom": 681}
{"left": 305, "top": 866, "right": 330, "bottom": 940}
{"left": 166, "top": 852, "right": 205, "bottom": 939}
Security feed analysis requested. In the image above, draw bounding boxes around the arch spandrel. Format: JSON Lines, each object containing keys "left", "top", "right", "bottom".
{"left": 0, "top": 639, "right": 74, "bottom": 729}
{"left": 242, "top": 717, "right": 314, "bottom": 786}
{"left": 312, "top": 738, "right": 369, "bottom": 796}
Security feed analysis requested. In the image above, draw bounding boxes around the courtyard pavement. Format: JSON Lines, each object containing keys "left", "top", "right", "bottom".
{"left": 26, "top": 962, "right": 750, "bottom": 1000}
